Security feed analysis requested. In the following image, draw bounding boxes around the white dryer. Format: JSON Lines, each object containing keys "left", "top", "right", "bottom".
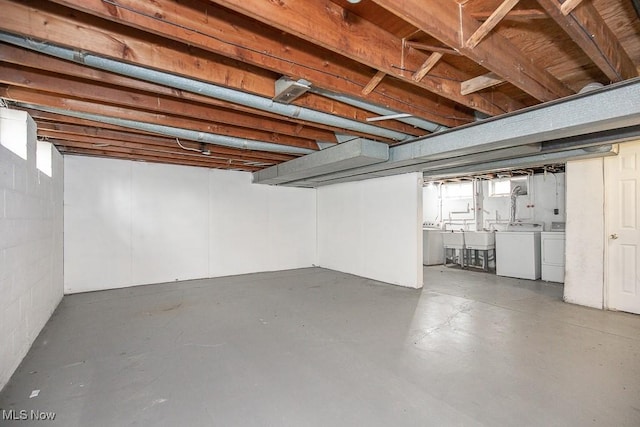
{"left": 541, "top": 222, "right": 566, "bottom": 283}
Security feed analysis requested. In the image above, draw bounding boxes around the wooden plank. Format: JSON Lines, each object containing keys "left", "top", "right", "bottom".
{"left": 0, "top": 45, "right": 341, "bottom": 142}
{"left": 35, "top": 123, "right": 296, "bottom": 162}
{"left": 466, "top": 0, "right": 521, "bottom": 49}
{"left": 0, "top": 86, "right": 323, "bottom": 151}
{"left": 405, "top": 41, "right": 461, "bottom": 56}
{"left": 0, "top": 63, "right": 324, "bottom": 149}
{"left": 0, "top": 44, "right": 343, "bottom": 142}
{"left": 560, "top": 0, "right": 584, "bottom": 15}
{"left": 536, "top": 0, "right": 637, "bottom": 82}
{"left": 471, "top": 9, "right": 548, "bottom": 21}
{"left": 0, "top": 0, "right": 433, "bottom": 133}
{"left": 24, "top": 109, "right": 169, "bottom": 137}
{"left": 372, "top": 0, "right": 572, "bottom": 101}
{"left": 461, "top": 72, "right": 505, "bottom": 95}
{"left": 58, "top": 147, "right": 260, "bottom": 171}
{"left": 361, "top": 71, "right": 386, "bottom": 95}
{"left": 47, "top": 0, "right": 470, "bottom": 128}
{"left": 44, "top": 134, "right": 279, "bottom": 167}
{"left": 208, "top": 0, "right": 525, "bottom": 115}
{"left": 412, "top": 52, "right": 443, "bottom": 82}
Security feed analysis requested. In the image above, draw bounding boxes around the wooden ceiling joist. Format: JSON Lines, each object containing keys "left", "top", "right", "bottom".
{"left": 404, "top": 41, "right": 461, "bottom": 56}
{"left": 0, "top": 59, "right": 339, "bottom": 144}
{"left": 536, "top": 0, "right": 637, "bottom": 82}
{"left": 47, "top": 0, "right": 469, "bottom": 128}
{"left": 0, "top": 43, "right": 341, "bottom": 139}
{"left": 0, "top": 86, "right": 323, "bottom": 151}
{"left": 470, "top": 9, "right": 548, "bottom": 21}
{"left": 0, "top": 0, "right": 430, "bottom": 136}
{"left": 207, "top": 0, "right": 525, "bottom": 115}
{"left": 35, "top": 123, "right": 296, "bottom": 163}
{"left": 45, "top": 135, "right": 277, "bottom": 168}
{"left": 58, "top": 147, "right": 260, "bottom": 171}
{"left": 0, "top": 0, "right": 637, "bottom": 172}
{"left": 461, "top": 72, "right": 505, "bottom": 96}
{"left": 465, "top": 0, "right": 521, "bottom": 49}
{"left": 560, "top": 0, "right": 584, "bottom": 16}
{"left": 372, "top": 0, "right": 573, "bottom": 102}
{"left": 0, "top": 67, "right": 323, "bottom": 150}
{"left": 361, "top": 71, "right": 387, "bottom": 96}
{"left": 412, "top": 52, "right": 443, "bottom": 82}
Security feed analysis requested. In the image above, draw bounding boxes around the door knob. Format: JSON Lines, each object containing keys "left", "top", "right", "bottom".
{"left": 610, "top": 233, "right": 619, "bottom": 240}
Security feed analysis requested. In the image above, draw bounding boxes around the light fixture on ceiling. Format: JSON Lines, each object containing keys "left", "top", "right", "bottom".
{"left": 273, "top": 77, "right": 311, "bottom": 104}
{"left": 347, "top": 0, "right": 362, "bottom": 3}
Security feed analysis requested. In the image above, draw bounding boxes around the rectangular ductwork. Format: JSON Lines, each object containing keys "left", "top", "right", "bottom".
{"left": 253, "top": 138, "right": 389, "bottom": 185}
{"left": 259, "top": 79, "right": 639, "bottom": 187}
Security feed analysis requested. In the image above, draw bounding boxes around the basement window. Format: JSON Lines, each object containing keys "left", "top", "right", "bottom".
{"left": 0, "top": 109, "right": 28, "bottom": 160}
{"left": 442, "top": 182, "right": 473, "bottom": 199}
{"left": 489, "top": 177, "right": 527, "bottom": 197}
{"left": 37, "top": 140, "right": 52, "bottom": 177}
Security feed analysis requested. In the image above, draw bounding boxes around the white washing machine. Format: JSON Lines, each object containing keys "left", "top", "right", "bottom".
{"left": 541, "top": 222, "right": 566, "bottom": 283}
{"left": 495, "top": 222, "right": 543, "bottom": 280}
{"left": 423, "top": 228, "right": 444, "bottom": 265}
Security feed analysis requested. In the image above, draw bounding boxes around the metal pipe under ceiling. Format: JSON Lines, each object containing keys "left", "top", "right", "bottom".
{"left": 0, "top": 31, "right": 414, "bottom": 144}
{"left": 14, "top": 103, "right": 316, "bottom": 155}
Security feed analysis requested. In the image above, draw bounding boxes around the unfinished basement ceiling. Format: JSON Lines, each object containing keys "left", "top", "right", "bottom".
{"left": 0, "top": 0, "right": 639, "bottom": 172}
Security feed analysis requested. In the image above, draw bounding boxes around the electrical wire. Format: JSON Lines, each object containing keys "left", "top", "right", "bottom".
{"left": 176, "top": 138, "right": 203, "bottom": 154}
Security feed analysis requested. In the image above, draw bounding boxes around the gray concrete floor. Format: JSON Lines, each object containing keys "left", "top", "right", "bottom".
{"left": 1, "top": 266, "right": 639, "bottom": 426}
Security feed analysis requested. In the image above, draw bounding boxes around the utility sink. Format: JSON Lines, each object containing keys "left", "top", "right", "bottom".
{"left": 441, "top": 231, "right": 465, "bottom": 249}
{"left": 464, "top": 231, "right": 495, "bottom": 250}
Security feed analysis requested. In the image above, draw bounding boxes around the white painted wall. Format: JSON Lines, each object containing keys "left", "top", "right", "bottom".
{"left": 423, "top": 173, "right": 566, "bottom": 231}
{"left": 317, "top": 172, "right": 423, "bottom": 288}
{"left": 483, "top": 174, "right": 566, "bottom": 231}
{"left": 64, "top": 157, "right": 316, "bottom": 293}
{"left": 564, "top": 158, "right": 604, "bottom": 309}
{"left": 0, "top": 112, "right": 63, "bottom": 391}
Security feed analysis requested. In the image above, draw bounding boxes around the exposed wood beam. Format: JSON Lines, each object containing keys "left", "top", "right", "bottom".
{"left": 470, "top": 9, "right": 548, "bottom": 21}
{"left": 412, "top": 52, "right": 443, "bottom": 82}
{"left": 361, "top": 71, "right": 386, "bottom": 96}
{"left": 58, "top": 147, "right": 260, "bottom": 171}
{"left": 35, "top": 123, "right": 296, "bottom": 163}
{"left": 0, "top": 43, "right": 341, "bottom": 139}
{"left": 461, "top": 72, "right": 505, "bottom": 95}
{"left": 372, "top": 0, "right": 572, "bottom": 101}
{"left": 24, "top": 109, "right": 167, "bottom": 138}
{"left": 0, "top": 46, "right": 342, "bottom": 142}
{"left": 208, "top": 0, "right": 525, "bottom": 115}
{"left": 404, "top": 41, "right": 461, "bottom": 56}
{"left": 466, "top": 0, "right": 521, "bottom": 49}
{"left": 45, "top": 134, "right": 279, "bottom": 168}
{"left": 0, "top": 47, "right": 423, "bottom": 142}
{"left": 536, "top": 0, "right": 637, "bottom": 82}
{"left": 0, "top": 64, "right": 322, "bottom": 149}
{"left": 0, "top": 0, "right": 433, "bottom": 134}
{"left": 0, "top": 86, "right": 324, "bottom": 150}
{"left": 47, "top": 0, "right": 470, "bottom": 128}
{"left": 0, "top": 0, "right": 274, "bottom": 96}
{"left": 560, "top": 0, "right": 584, "bottom": 15}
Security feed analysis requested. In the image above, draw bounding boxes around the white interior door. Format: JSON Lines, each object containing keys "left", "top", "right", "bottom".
{"left": 605, "top": 141, "right": 640, "bottom": 314}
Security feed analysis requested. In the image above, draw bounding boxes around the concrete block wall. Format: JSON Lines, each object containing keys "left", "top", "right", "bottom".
{"left": 0, "top": 111, "right": 63, "bottom": 391}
